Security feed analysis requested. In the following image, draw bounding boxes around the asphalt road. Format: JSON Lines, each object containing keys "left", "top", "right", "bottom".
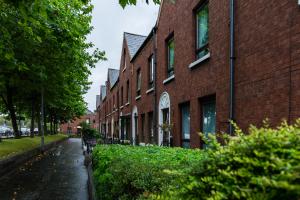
{"left": 0, "top": 138, "right": 88, "bottom": 200}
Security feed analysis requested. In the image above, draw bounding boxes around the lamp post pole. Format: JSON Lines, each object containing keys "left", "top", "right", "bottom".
{"left": 41, "top": 87, "right": 45, "bottom": 152}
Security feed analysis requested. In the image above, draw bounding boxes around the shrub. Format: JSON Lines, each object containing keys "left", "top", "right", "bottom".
{"left": 92, "top": 145, "right": 204, "bottom": 200}
{"left": 159, "top": 120, "right": 300, "bottom": 200}
{"left": 92, "top": 120, "right": 300, "bottom": 200}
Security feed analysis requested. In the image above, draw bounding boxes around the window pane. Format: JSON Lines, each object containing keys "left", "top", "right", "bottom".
{"left": 197, "top": 4, "right": 209, "bottom": 50}
{"left": 181, "top": 104, "right": 190, "bottom": 140}
{"left": 150, "top": 55, "right": 154, "bottom": 82}
{"left": 202, "top": 101, "right": 216, "bottom": 136}
{"left": 168, "top": 39, "right": 175, "bottom": 75}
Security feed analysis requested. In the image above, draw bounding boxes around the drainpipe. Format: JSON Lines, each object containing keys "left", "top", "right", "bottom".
{"left": 152, "top": 27, "right": 158, "bottom": 144}
{"left": 229, "top": 0, "right": 235, "bottom": 135}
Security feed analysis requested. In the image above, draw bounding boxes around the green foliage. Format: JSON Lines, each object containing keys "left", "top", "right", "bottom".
{"left": 0, "top": 134, "right": 67, "bottom": 160}
{"left": 160, "top": 120, "right": 300, "bottom": 200}
{"left": 92, "top": 121, "right": 300, "bottom": 200}
{"left": 80, "top": 121, "right": 99, "bottom": 139}
{"left": 92, "top": 145, "right": 203, "bottom": 200}
{"left": 119, "top": 0, "right": 161, "bottom": 8}
{"left": 0, "top": 0, "right": 105, "bottom": 133}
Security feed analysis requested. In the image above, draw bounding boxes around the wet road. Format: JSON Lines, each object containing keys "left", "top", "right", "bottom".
{"left": 0, "top": 138, "right": 88, "bottom": 200}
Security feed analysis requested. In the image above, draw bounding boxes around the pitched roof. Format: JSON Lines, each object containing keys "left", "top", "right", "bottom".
{"left": 100, "top": 85, "right": 106, "bottom": 100}
{"left": 108, "top": 68, "right": 119, "bottom": 89}
{"left": 124, "top": 32, "right": 147, "bottom": 59}
{"left": 96, "top": 95, "right": 100, "bottom": 108}
{"left": 86, "top": 109, "right": 93, "bottom": 115}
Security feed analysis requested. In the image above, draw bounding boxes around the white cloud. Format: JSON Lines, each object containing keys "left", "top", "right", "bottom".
{"left": 85, "top": 0, "right": 159, "bottom": 111}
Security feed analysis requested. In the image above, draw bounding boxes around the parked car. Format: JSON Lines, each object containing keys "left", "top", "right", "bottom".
{"left": 34, "top": 128, "right": 39, "bottom": 135}
{"left": 0, "top": 126, "right": 13, "bottom": 137}
{"left": 21, "top": 128, "right": 30, "bottom": 136}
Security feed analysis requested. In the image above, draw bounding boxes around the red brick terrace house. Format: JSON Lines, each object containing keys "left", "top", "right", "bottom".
{"left": 60, "top": 110, "right": 97, "bottom": 134}
{"left": 97, "top": 0, "right": 300, "bottom": 148}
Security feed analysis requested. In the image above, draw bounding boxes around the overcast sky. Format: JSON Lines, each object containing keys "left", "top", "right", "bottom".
{"left": 85, "top": 1, "right": 159, "bottom": 111}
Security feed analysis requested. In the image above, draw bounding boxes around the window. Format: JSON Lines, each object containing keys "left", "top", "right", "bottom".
{"left": 148, "top": 55, "right": 154, "bottom": 88}
{"left": 196, "top": 2, "right": 209, "bottom": 59}
{"left": 123, "top": 49, "right": 127, "bottom": 70}
{"left": 134, "top": 113, "right": 139, "bottom": 145}
{"left": 121, "top": 87, "right": 123, "bottom": 105}
{"left": 126, "top": 80, "right": 130, "bottom": 103}
{"left": 167, "top": 37, "right": 175, "bottom": 77}
{"left": 86, "top": 118, "right": 90, "bottom": 124}
{"left": 136, "top": 68, "right": 141, "bottom": 96}
{"left": 202, "top": 99, "right": 216, "bottom": 136}
{"left": 113, "top": 95, "right": 115, "bottom": 109}
{"left": 181, "top": 103, "right": 190, "bottom": 148}
{"left": 141, "top": 114, "right": 145, "bottom": 143}
{"left": 148, "top": 112, "right": 154, "bottom": 143}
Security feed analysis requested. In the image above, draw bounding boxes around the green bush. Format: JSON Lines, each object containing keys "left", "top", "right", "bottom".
{"left": 92, "top": 145, "right": 203, "bottom": 200}
{"left": 160, "top": 120, "right": 300, "bottom": 200}
{"left": 92, "top": 120, "right": 300, "bottom": 200}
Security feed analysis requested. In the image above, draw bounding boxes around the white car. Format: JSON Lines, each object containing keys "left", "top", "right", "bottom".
{"left": 0, "top": 126, "right": 13, "bottom": 137}
{"left": 21, "top": 128, "right": 30, "bottom": 136}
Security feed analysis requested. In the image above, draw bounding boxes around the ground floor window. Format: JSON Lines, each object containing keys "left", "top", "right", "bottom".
{"left": 121, "top": 117, "right": 130, "bottom": 141}
{"left": 148, "top": 112, "right": 154, "bottom": 144}
{"left": 202, "top": 98, "right": 216, "bottom": 136}
{"left": 181, "top": 103, "right": 190, "bottom": 148}
{"left": 134, "top": 114, "right": 138, "bottom": 145}
{"left": 141, "top": 114, "right": 145, "bottom": 143}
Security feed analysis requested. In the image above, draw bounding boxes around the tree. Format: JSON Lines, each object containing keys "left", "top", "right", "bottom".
{"left": 0, "top": 0, "right": 105, "bottom": 137}
{"left": 119, "top": 0, "right": 161, "bottom": 8}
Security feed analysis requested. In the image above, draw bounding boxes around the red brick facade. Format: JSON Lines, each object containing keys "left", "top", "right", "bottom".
{"left": 60, "top": 112, "right": 97, "bottom": 134}
{"left": 97, "top": 0, "right": 300, "bottom": 148}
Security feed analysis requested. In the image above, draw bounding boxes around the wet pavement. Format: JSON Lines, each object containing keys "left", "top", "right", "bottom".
{"left": 0, "top": 138, "right": 88, "bottom": 200}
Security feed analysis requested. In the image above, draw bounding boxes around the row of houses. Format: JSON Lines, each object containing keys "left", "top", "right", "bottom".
{"left": 96, "top": 0, "right": 300, "bottom": 148}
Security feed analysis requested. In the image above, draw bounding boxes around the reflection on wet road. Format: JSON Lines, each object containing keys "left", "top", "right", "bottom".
{"left": 0, "top": 138, "right": 88, "bottom": 200}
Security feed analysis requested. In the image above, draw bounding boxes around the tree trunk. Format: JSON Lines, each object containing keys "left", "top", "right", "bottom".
{"left": 6, "top": 83, "right": 19, "bottom": 138}
{"left": 54, "top": 116, "right": 58, "bottom": 134}
{"left": 37, "top": 110, "right": 42, "bottom": 136}
{"left": 50, "top": 116, "right": 53, "bottom": 135}
{"left": 30, "top": 96, "right": 35, "bottom": 138}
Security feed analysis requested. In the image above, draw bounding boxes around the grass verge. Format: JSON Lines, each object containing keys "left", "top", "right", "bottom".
{"left": 0, "top": 134, "right": 68, "bottom": 160}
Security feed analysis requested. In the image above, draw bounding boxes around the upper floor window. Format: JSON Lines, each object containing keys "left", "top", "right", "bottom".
{"left": 126, "top": 80, "right": 130, "bottom": 103}
{"left": 196, "top": 2, "right": 209, "bottom": 59}
{"left": 121, "top": 86, "right": 123, "bottom": 105}
{"left": 148, "top": 54, "right": 154, "bottom": 88}
{"left": 123, "top": 49, "right": 127, "bottom": 70}
{"left": 136, "top": 68, "right": 141, "bottom": 96}
{"left": 167, "top": 37, "right": 175, "bottom": 77}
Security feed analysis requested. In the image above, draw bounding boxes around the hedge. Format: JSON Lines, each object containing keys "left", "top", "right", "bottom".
{"left": 92, "top": 120, "right": 300, "bottom": 200}
{"left": 92, "top": 145, "right": 203, "bottom": 199}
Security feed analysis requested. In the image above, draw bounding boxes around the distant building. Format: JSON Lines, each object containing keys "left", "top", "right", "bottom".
{"left": 60, "top": 110, "right": 97, "bottom": 135}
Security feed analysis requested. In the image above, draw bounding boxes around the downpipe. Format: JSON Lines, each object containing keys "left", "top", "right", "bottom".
{"left": 229, "top": 0, "right": 235, "bottom": 135}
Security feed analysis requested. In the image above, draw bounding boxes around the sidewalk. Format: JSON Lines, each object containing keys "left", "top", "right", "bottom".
{"left": 0, "top": 138, "right": 88, "bottom": 200}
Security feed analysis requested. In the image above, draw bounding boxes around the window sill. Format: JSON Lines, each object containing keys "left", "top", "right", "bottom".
{"left": 125, "top": 102, "right": 130, "bottom": 106}
{"left": 189, "top": 52, "right": 210, "bottom": 69}
{"left": 163, "top": 74, "right": 175, "bottom": 85}
{"left": 146, "top": 88, "right": 154, "bottom": 94}
{"left": 120, "top": 105, "right": 124, "bottom": 109}
{"left": 135, "top": 95, "right": 141, "bottom": 101}
{"left": 122, "top": 66, "right": 127, "bottom": 72}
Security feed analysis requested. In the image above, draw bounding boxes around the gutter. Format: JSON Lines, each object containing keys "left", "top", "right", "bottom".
{"left": 229, "top": 0, "right": 235, "bottom": 135}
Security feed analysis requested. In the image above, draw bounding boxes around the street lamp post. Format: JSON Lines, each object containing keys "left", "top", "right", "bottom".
{"left": 40, "top": 87, "right": 45, "bottom": 152}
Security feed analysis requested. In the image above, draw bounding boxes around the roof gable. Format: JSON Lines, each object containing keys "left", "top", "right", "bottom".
{"left": 100, "top": 85, "right": 107, "bottom": 100}
{"left": 124, "top": 32, "right": 147, "bottom": 59}
{"left": 108, "top": 68, "right": 119, "bottom": 89}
